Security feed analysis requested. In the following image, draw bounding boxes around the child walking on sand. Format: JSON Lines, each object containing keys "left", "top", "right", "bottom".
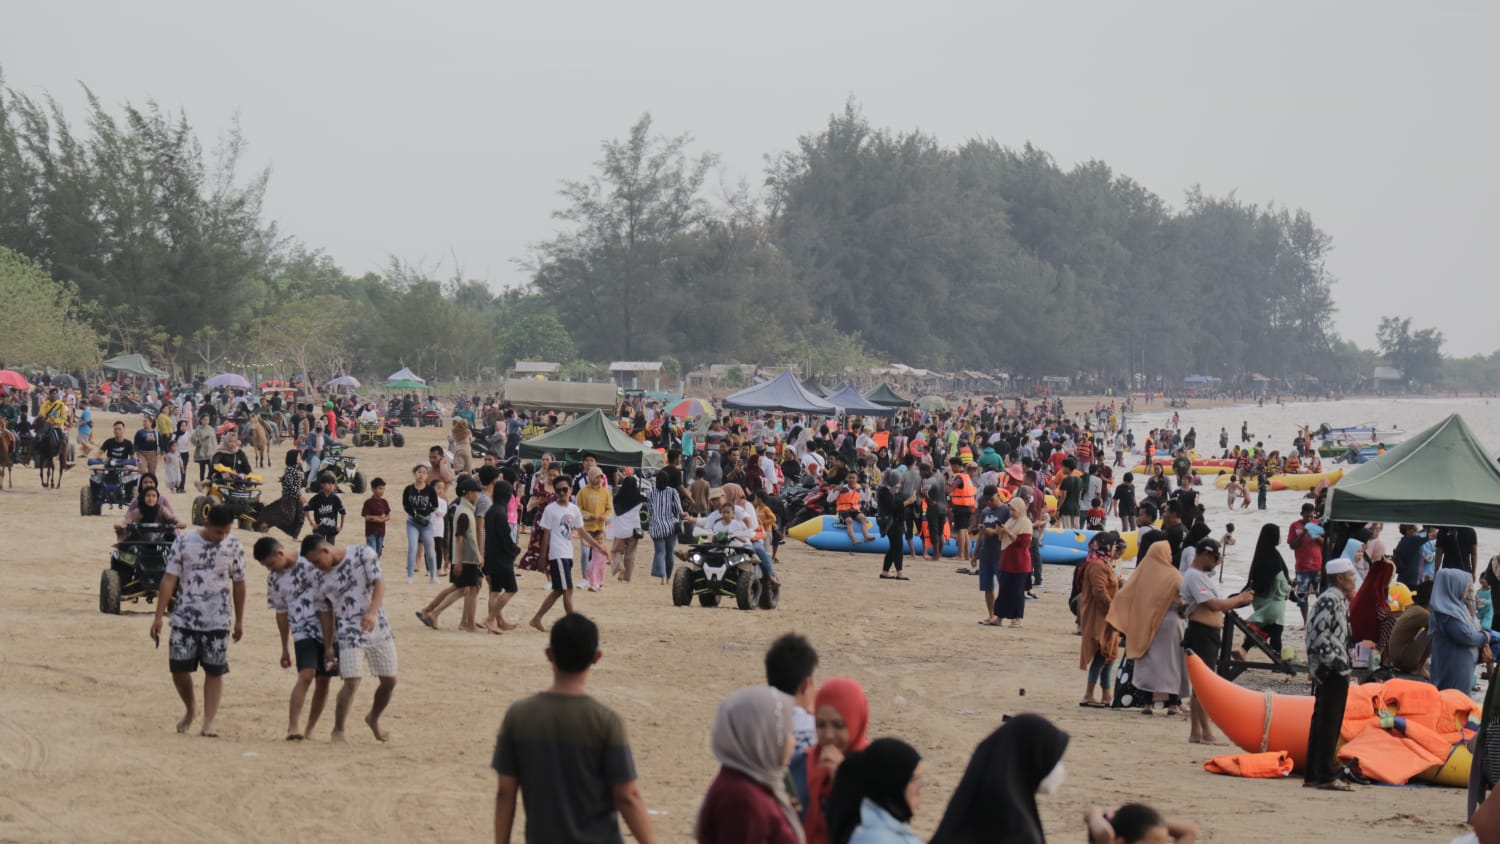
{"left": 362, "top": 479, "right": 390, "bottom": 558}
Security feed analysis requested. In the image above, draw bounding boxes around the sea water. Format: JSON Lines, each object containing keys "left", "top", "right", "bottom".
{"left": 1120, "top": 395, "right": 1500, "bottom": 590}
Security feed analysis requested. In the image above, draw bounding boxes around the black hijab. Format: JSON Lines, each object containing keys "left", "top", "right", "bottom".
{"left": 613, "top": 475, "right": 645, "bottom": 512}
{"left": 930, "top": 714, "right": 1069, "bottom": 844}
{"left": 136, "top": 488, "right": 164, "bottom": 524}
{"left": 1246, "top": 523, "right": 1289, "bottom": 597}
{"left": 827, "top": 738, "right": 921, "bottom": 844}
{"left": 1184, "top": 519, "right": 1212, "bottom": 549}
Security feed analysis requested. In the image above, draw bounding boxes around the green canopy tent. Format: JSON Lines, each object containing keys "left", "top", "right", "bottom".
{"left": 103, "top": 353, "right": 169, "bottom": 379}
{"left": 1326, "top": 413, "right": 1500, "bottom": 528}
{"left": 518, "top": 409, "right": 664, "bottom": 469}
{"left": 863, "top": 383, "right": 913, "bottom": 408}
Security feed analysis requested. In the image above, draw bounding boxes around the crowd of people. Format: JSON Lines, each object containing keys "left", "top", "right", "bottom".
{"left": 15, "top": 371, "right": 1500, "bottom": 839}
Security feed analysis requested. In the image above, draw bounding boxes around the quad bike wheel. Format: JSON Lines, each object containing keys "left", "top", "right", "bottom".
{"left": 392, "top": 431, "right": 405, "bottom": 448}
{"left": 80, "top": 485, "right": 94, "bottom": 516}
{"left": 99, "top": 569, "right": 121, "bottom": 614}
{"left": 380, "top": 433, "right": 391, "bottom": 448}
{"left": 671, "top": 567, "right": 693, "bottom": 607}
{"left": 351, "top": 471, "right": 367, "bottom": 494}
{"left": 698, "top": 592, "right": 719, "bottom": 608}
{"left": 735, "top": 570, "right": 763, "bottom": 611}
{"left": 758, "top": 579, "right": 780, "bottom": 610}
{"left": 191, "top": 496, "right": 211, "bottom": 526}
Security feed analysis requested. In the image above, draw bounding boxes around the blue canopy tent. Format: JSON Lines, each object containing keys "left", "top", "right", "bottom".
{"left": 723, "top": 370, "right": 838, "bottom": 415}
{"left": 824, "top": 384, "right": 896, "bottom": 417}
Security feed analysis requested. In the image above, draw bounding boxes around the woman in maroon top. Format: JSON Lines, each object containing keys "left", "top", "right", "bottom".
{"left": 696, "top": 686, "right": 804, "bottom": 844}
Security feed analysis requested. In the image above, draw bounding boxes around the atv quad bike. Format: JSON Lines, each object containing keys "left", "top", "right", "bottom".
{"left": 670, "top": 529, "right": 779, "bottom": 611}
{"left": 100, "top": 521, "right": 176, "bottom": 614}
{"left": 81, "top": 458, "right": 140, "bottom": 516}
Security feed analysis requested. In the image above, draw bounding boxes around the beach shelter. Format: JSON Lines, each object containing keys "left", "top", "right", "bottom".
{"left": 1326, "top": 414, "right": 1500, "bottom": 529}
{"left": 863, "top": 383, "right": 913, "bottom": 408}
{"left": 103, "top": 353, "right": 169, "bottom": 379}
{"left": 386, "top": 367, "right": 426, "bottom": 385}
{"left": 518, "top": 409, "right": 664, "bottom": 468}
{"left": 722, "top": 370, "right": 838, "bottom": 415}
{"left": 800, "top": 377, "right": 828, "bottom": 397}
{"left": 824, "top": 384, "right": 896, "bottom": 417}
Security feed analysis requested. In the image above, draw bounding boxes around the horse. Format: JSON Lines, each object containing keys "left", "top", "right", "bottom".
{"left": 0, "top": 425, "right": 15, "bottom": 488}
{"left": 31, "top": 417, "right": 67, "bottom": 489}
{"left": 246, "top": 417, "right": 270, "bottom": 468}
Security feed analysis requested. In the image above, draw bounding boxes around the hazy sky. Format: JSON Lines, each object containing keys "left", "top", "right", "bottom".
{"left": 4, "top": 2, "right": 1496, "bottom": 354}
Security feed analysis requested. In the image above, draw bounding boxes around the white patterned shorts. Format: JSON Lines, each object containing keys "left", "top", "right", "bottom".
{"left": 338, "top": 639, "right": 397, "bottom": 679}
{"left": 169, "top": 628, "right": 229, "bottom": 676}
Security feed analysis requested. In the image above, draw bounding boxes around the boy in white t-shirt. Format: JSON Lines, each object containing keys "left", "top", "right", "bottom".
{"left": 530, "top": 477, "right": 610, "bottom": 632}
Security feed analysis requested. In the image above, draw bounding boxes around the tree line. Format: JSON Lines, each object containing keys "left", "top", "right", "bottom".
{"left": 1, "top": 76, "right": 1492, "bottom": 392}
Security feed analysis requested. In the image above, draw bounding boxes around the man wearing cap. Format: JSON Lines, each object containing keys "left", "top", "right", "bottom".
{"left": 1305, "top": 556, "right": 1357, "bottom": 791}
{"left": 1180, "top": 538, "right": 1253, "bottom": 745}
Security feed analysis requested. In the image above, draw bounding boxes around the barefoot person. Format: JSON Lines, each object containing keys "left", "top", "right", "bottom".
{"left": 1179, "top": 539, "right": 1252, "bottom": 744}
{"left": 482, "top": 470, "right": 522, "bottom": 634}
{"left": 252, "top": 536, "right": 335, "bottom": 741}
{"left": 303, "top": 534, "right": 397, "bottom": 743}
{"left": 149, "top": 504, "right": 246, "bottom": 738}
{"left": 530, "top": 476, "right": 610, "bottom": 632}
{"left": 492, "top": 613, "right": 657, "bottom": 844}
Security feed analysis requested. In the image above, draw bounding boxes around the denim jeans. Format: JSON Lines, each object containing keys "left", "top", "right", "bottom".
{"left": 406, "top": 520, "right": 436, "bottom": 579}
{"left": 367, "top": 534, "right": 384, "bottom": 559}
{"left": 651, "top": 533, "right": 678, "bottom": 579}
{"left": 751, "top": 540, "right": 776, "bottom": 579}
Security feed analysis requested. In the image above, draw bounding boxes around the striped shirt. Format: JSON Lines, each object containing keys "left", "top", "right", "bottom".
{"left": 647, "top": 487, "right": 683, "bottom": 539}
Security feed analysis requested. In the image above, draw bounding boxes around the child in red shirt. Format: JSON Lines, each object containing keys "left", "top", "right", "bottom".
{"left": 362, "top": 478, "right": 391, "bottom": 558}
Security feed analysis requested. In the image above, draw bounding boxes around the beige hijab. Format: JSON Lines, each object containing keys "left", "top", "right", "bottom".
{"left": 697, "top": 686, "right": 805, "bottom": 843}
{"left": 1105, "top": 541, "right": 1184, "bottom": 660}
{"left": 1000, "top": 496, "right": 1032, "bottom": 549}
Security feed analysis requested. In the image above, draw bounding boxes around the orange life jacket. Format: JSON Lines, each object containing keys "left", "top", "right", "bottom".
{"left": 1203, "top": 751, "right": 1294, "bottom": 779}
{"left": 951, "top": 474, "right": 976, "bottom": 508}
{"left": 835, "top": 488, "right": 860, "bottom": 512}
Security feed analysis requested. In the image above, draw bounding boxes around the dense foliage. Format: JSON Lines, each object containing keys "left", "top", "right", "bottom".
{"left": 0, "top": 77, "right": 1484, "bottom": 390}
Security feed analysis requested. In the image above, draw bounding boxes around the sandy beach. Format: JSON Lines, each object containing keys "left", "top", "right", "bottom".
{"left": 0, "top": 407, "right": 1474, "bottom": 843}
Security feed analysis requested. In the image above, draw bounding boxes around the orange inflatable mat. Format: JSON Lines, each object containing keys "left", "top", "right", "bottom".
{"left": 1203, "top": 751, "right": 1294, "bottom": 778}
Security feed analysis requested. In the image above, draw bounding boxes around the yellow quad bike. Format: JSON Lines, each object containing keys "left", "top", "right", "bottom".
{"left": 191, "top": 465, "right": 267, "bottom": 531}
{"left": 353, "top": 420, "right": 395, "bottom": 448}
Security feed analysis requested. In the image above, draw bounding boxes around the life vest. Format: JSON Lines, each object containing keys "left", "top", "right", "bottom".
{"left": 951, "top": 474, "right": 976, "bottom": 508}
{"left": 835, "top": 488, "right": 860, "bottom": 512}
{"left": 1203, "top": 752, "right": 1294, "bottom": 779}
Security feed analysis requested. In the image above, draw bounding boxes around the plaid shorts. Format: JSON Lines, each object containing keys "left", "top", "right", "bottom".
{"left": 338, "top": 639, "right": 398, "bottom": 680}
{"left": 169, "top": 628, "right": 229, "bottom": 676}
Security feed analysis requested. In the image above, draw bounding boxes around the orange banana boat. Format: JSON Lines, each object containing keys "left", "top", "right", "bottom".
{"left": 1185, "top": 654, "right": 1478, "bottom": 786}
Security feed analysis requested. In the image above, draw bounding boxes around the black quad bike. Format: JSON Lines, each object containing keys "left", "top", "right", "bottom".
{"left": 311, "top": 443, "right": 366, "bottom": 493}
{"left": 671, "top": 530, "right": 779, "bottom": 611}
{"left": 100, "top": 521, "right": 175, "bottom": 614}
{"left": 80, "top": 458, "right": 140, "bottom": 516}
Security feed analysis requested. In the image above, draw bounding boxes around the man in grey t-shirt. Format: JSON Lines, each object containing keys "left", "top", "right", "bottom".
{"left": 898, "top": 456, "right": 923, "bottom": 556}
{"left": 494, "top": 614, "right": 656, "bottom": 844}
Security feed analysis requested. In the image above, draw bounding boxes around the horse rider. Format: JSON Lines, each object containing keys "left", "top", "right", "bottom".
{"left": 36, "top": 387, "right": 71, "bottom": 460}
{"left": 256, "top": 395, "right": 281, "bottom": 442}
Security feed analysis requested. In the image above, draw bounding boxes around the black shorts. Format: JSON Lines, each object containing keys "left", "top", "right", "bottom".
{"left": 837, "top": 509, "right": 865, "bottom": 522}
{"left": 950, "top": 506, "right": 974, "bottom": 529}
{"left": 485, "top": 559, "right": 518, "bottom": 593}
{"left": 1183, "top": 620, "right": 1222, "bottom": 671}
{"left": 293, "top": 638, "right": 337, "bottom": 677}
{"left": 451, "top": 562, "right": 482, "bottom": 589}
{"left": 168, "top": 628, "right": 229, "bottom": 677}
{"left": 547, "top": 558, "right": 574, "bottom": 592}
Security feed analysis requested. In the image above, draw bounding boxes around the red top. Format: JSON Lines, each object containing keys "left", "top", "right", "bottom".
{"left": 1001, "top": 537, "right": 1033, "bottom": 574}
{"left": 1288, "top": 518, "right": 1321, "bottom": 573}
{"left": 362, "top": 497, "right": 391, "bottom": 537}
{"left": 696, "top": 768, "right": 799, "bottom": 844}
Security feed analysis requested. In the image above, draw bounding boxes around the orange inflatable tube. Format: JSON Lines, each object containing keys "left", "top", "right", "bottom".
{"left": 1186, "top": 654, "right": 1476, "bottom": 786}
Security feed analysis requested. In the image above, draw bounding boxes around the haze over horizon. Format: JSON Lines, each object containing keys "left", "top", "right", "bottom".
{"left": 4, "top": 1, "right": 1496, "bottom": 356}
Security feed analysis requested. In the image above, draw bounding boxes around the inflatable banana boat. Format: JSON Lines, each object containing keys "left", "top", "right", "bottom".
{"left": 788, "top": 517, "right": 1137, "bottom": 564}
{"left": 1186, "top": 654, "right": 1476, "bottom": 786}
{"left": 1213, "top": 469, "right": 1343, "bottom": 492}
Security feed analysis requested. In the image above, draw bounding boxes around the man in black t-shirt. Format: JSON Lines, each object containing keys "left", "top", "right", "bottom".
{"left": 95, "top": 421, "right": 136, "bottom": 463}
{"left": 1437, "top": 526, "right": 1478, "bottom": 574}
{"left": 305, "top": 475, "right": 346, "bottom": 541}
{"left": 210, "top": 435, "right": 254, "bottom": 483}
